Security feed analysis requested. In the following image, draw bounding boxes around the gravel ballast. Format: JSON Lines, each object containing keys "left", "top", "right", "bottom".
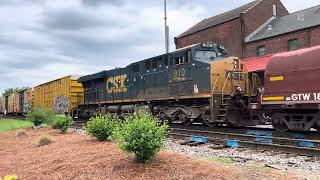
{"left": 164, "top": 139, "right": 320, "bottom": 172}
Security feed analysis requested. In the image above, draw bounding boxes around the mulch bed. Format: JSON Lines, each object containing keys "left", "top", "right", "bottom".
{"left": 0, "top": 128, "right": 294, "bottom": 180}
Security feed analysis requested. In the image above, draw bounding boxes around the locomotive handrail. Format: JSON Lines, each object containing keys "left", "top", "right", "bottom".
{"left": 221, "top": 72, "right": 231, "bottom": 102}
{"left": 221, "top": 71, "right": 250, "bottom": 102}
{"left": 212, "top": 73, "right": 221, "bottom": 94}
{"left": 251, "top": 73, "right": 262, "bottom": 89}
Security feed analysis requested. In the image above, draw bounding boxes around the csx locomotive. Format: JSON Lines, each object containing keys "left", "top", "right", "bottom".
{"left": 77, "top": 42, "right": 260, "bottom": 128}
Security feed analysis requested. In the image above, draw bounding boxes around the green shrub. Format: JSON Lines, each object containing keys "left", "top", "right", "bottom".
{"left": 44, "top": 110, "right": 57, "bottom": 125}
{"left": 113, "top": 112, "right": 168, "bottom": 163}
{"left": 38, "top": 136, "right": 53, "bottom": 147}
{"left": 52, "top": 114, "right": 73, "bottom": 133}
{"left": 84, "top": 114, "right": 120, "bottom": 141}
{"left": 26, "top": 107, "right": 47, "bottom": 126}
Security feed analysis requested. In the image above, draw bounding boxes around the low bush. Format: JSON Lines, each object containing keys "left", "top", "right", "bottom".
{"left": 26, "top": 107, "right": 47, "bottom": 126}
{"left": 44, "top": 110, "right": 57, "bottom": 125}
{"left": 38, "top": 136, "right": 53, "bottom": 147}
{"left": 113, "top": 112, "right": 168, "bottom": 163}
{"left": 52, "top": 114, "right": 73, "bottom": 133}
{"left": 84, "top": 114, "right": 120, "bottom": 141}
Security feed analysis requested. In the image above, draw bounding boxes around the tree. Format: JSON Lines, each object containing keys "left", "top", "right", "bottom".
{"left": 2, "top": 87, "right": 29, "bottom": 96}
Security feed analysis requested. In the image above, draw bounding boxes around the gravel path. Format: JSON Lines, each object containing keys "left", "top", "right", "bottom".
{"left": 164, "top": 138, "right": 320, "bottom": 172}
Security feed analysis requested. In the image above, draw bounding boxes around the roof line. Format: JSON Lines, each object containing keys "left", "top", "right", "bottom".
{"left": 246, "top": 24, "right": 320, "bottom": 43}
{"left": 34, "top": 75, "right": 78, "bottom": 87}
{"left": 176, "top": 17, "right": 240, "bottom": 39}
{"left": 288, "top": 4, "right": 320, "bottom": 15}
{"left": 176, "top": 0, "right": 263, "bottom": 39}
{"left": 264, "top": 4, "right": 320, "bottom": 21}
{"left": 242, "top": 0, "right": 263, "bottom": 13}
{"left": 245, "top": 16, "right": 276, "bottom": 42}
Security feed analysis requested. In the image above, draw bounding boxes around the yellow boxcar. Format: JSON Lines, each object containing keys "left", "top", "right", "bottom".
{"left": 7, "top": 94, "right": 15, "bottom": 113}
{"left": 33, "top": 75, "right": 84, "bottom": 114}
{"left": 22, "top": 88, "right": 33, "bottom": 113}
{"left": 13, "top": 93, "right": 20, "bottom": 113}
{"left": 0, "top": 96, "right": 4, "bottom": 113}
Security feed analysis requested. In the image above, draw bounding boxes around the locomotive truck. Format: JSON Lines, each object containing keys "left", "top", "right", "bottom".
{"left": 78, "top": 42, "right": 260, "bottom": 128}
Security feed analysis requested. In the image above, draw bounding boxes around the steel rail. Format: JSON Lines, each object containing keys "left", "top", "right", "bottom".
{"left": 168, "top": 128, "right": 320, "bottom": 156}
{"left": 168, "top": 124, "right": 320, "bottom": 141}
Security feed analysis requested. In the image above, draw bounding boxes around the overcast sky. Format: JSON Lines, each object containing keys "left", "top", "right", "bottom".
{"left": 0, "top": 0, "right": 318, "bottom": 93}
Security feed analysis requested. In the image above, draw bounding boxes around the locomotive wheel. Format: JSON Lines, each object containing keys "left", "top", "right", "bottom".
{"left": 178, "top": 113, "right": 192, "bottom": 126}
{"left": 157, "top": 112, "right": 169, "bottom": 125}
{"left": 271, "top": 113, "right": 289, "bottom": 132}
{"left": 202, "top": 114, "right": 218, "bottom": 127}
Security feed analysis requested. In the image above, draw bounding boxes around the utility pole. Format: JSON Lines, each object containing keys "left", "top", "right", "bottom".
{"left": 164, "top": 0, "right": 169, "bottom": 54}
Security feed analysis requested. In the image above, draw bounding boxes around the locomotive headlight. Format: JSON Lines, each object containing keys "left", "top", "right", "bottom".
{"left": 202, "top": 42, "right": 213, "bottom": 48}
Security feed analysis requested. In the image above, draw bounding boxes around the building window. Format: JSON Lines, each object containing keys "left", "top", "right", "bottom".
{"left": 257, "top": 46, "right": 266, "bottom": 56}
{"left": 288, "top": 39, "right": 299, "bottom": 51}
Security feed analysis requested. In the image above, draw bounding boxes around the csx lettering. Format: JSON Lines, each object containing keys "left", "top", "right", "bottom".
{"left": 106, "top": 74, "right": 127, "bottom": 94}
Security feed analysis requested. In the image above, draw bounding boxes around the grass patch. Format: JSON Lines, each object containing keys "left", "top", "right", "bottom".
{"left": 209, "top": 157, "right": 235, "bottom": 164}
{"left": 0, "top": 119, "right": 33, "bottom": 132}
{"left": 37, "top": 136, "right": 53, "bottom": 147}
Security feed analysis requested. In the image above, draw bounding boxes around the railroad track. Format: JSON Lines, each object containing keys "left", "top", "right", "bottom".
{"left": 168, "top": 128, "right": 320, "bottom": 157}
{"left": 169, "top": 124, "right": 320, "bottom": 141}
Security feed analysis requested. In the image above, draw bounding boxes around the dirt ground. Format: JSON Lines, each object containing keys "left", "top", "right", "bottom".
{"left": 0, "top": 128, "right": 300, "bottom": 180}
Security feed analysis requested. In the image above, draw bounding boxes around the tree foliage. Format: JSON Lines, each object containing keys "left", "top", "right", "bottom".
{"left": 2, "top": 87, "right": 29, "bottom": 96}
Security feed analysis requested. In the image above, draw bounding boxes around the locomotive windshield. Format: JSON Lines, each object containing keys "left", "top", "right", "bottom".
{"left": 194, "top": 44, "right": 229, "bottom": 62}
{"left": 194, "top": 51, "right": 217, "bottom": 61}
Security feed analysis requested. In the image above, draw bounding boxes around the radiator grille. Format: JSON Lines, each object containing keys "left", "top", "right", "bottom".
{"left": 169, "top": 81, "right": 193, "bottom": 96}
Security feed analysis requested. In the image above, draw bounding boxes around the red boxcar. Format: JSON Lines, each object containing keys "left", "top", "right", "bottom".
{"left": 261, "top": 46, "right": 320, "bottom": 132}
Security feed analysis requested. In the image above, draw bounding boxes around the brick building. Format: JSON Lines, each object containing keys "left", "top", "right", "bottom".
{"left": 175, "top": 0, "right": 320, "bottom": 59}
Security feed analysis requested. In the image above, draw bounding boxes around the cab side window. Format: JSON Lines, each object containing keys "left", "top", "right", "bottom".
{"left": 152, "top": 59, "right": 158, "bottom": 69}
{"left": 145, "top": 60, "right": 151, "bottom": 70}
{"left": 185, "top": 50, "right": 191, "bottom": 63}
{"left": 175, "top": 57, "right": 184, "bottom": 65}
{"left": 132, "top": 64, "right": 140, "bottom": 73}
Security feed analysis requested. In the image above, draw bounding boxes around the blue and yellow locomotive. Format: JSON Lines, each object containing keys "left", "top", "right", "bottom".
{"left": 78, "top": 42, "right": 259, "bottom": 127}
